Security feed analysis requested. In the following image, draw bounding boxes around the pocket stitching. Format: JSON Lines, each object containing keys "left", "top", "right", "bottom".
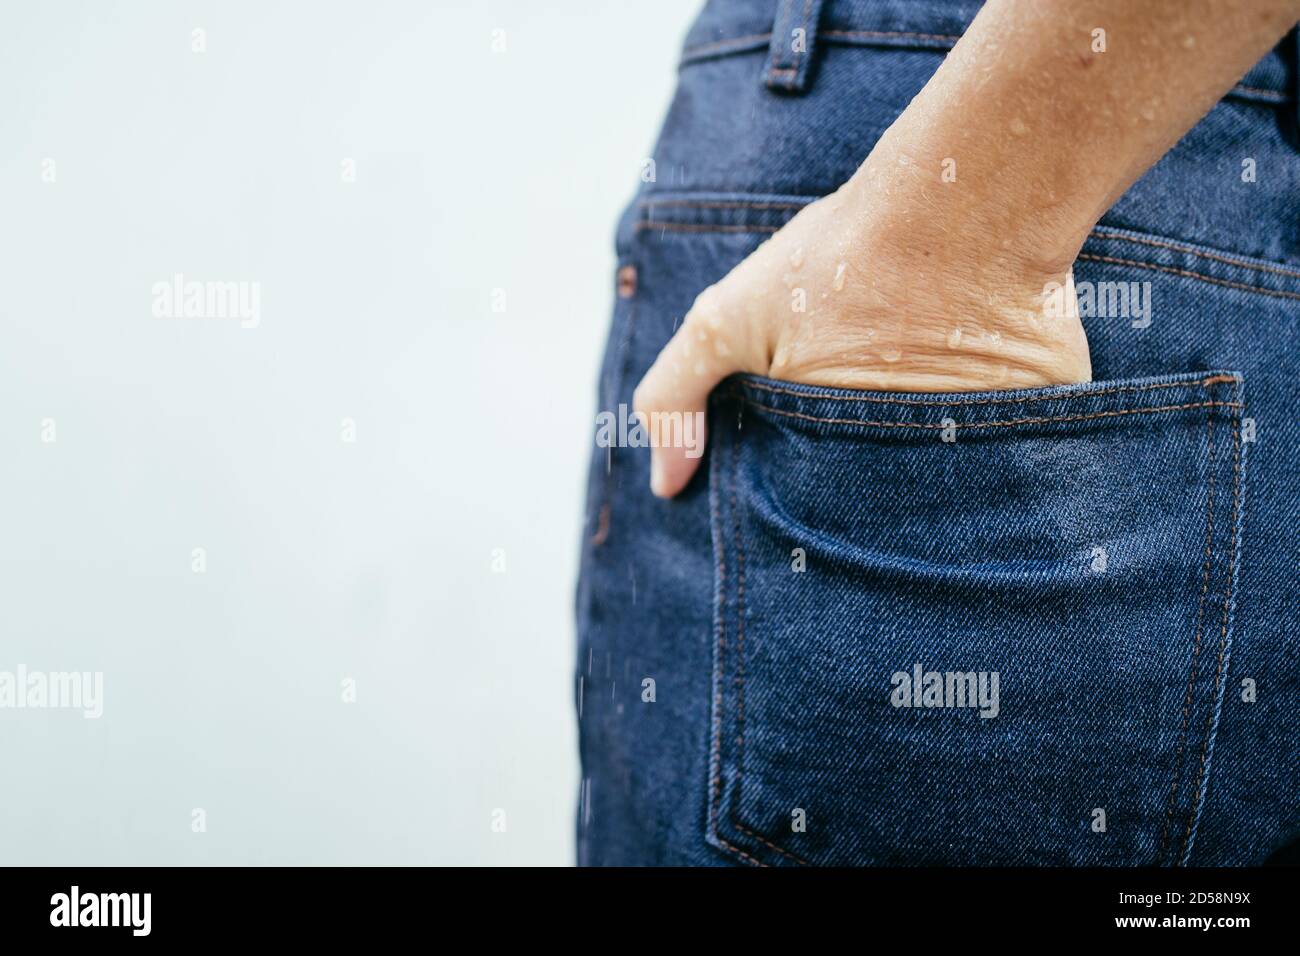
{"left": 1180, "top": 409, "right": 1243, "bottom": 863}
{"left": 707, "top": 439, "right": 767, "bottom": 868}
{"left": 1158, "top": 400, "right": 1218, "bottom": 864}
{"left": 728, "top": 428, "right": 813, "bottom": 865}
{"left": 714, "top": 377, "right": 1245, "bottom": 866}
{"left": 737, "top": 398, "right": 1242, "bottom": 432}
{"left": 741, "top": 374, "right": 1239, "bottom": 408}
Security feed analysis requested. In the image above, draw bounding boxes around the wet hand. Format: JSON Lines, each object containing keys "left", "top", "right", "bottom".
{"left": 632, "top": 155, "right": 1093, "bottom": 498}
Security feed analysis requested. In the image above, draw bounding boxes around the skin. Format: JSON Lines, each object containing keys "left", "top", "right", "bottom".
{"left": 634, "top": 0, "right": 1300, "bottom": 498}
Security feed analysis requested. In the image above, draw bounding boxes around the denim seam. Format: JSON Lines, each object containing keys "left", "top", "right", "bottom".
{"left": 637, "top": 199, "right": 807, "bottom": 210}
{"left": 681, "top": 34, "right": 774, "bottom": 60}
{"left": 678, "top": 34, "right": 1288, "bottom": 104}
{"left": 680, "top": 29, "right": 965, "bottom": 60}
{"left": 636, "top": 221, "right": 778, "bottom": 234}
{"left": 707, "top": 432, "right": 766, "bottom": 868}
{"left": 1090, "top": 229, "right": 1300, "bottom": 281}
{"left": 728, "top": 425, "right": 812, "bottom": 865}
{"left": 593, "top": 289, "right": 641, "bottom": 550}
{"left": 737, "top": 399, "right": 1242, "bottom": 431}
{"left": 823, "top": 28, "right": 961, "bottom": 43}
{"left": 740, "top": 375, "right": 1238, "bottom": 409}
{"left": 1076, "top": 253, "right": 1300, "bottom": 302}
{"left": 1158, "top": 398, "right": 1218, "bottom": 865}
{"left": 1181, "top": 411, "right": 1243, "bottom": 863}
{"left": 635, "top": 212, "right": 1300, "bottom": 289}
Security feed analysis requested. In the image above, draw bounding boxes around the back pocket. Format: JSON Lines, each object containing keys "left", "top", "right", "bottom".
{"left": 705, "top": 371, "right": 1246, "bottom": 866}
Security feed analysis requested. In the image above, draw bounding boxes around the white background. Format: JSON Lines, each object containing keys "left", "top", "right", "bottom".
{"left": 0, "top": 0, "right": 698, "bottom": 865}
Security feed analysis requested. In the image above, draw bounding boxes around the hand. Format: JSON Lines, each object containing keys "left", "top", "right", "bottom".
{"left": 632, "top": 148, "right": 1093, "bottom": 498}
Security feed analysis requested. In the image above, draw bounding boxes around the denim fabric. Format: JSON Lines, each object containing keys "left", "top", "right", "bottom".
{"left": 576, "top": 0, "right": 1299, "bottom": 865}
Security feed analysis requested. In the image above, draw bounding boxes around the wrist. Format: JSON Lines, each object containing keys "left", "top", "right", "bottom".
{"left": 847, "top": 130, "right": 1094, "bottom": 282}
{"left": 819, "top": 160, "right": 1094, "bottom": 389}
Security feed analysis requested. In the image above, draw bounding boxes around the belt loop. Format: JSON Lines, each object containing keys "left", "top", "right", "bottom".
{"left": 764, "top": 0, "right": 827, "bottom": 94}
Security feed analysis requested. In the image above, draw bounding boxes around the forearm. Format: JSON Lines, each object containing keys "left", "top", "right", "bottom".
{"left": 855, "top": 0, "right": 1300, "bottom": 274}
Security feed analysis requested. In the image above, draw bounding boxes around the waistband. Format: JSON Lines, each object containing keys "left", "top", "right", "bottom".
{"left": 681, "top": 0, "right": 1297, "bottom": 108}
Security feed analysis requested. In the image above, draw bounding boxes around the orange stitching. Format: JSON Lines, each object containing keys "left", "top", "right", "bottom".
{"left": 1158, "top": 395, "right": 1218, "bottom": 864}
{"left": 1091, "top": 230, "right": 1300, "bottom": 281}
{"left": 1182, "top": 414, "right": 1242, "bottom": 862}
{"left": 767, "top": 0, "right": 795, "bottom": 81}
{"left": 822, "top": 28, "right": 961, "bottom": 43}
{"left": 1077, "top": 253, "right": 1300, "bottom": 302}
{"left": 739, "top": 399, "right": 1241, "bottom": 431}
{"left": 716, "top": 834, "right": 767, "bottom": 867}
{"left": 735, "top": 821, "right": 809, "bottom": 865}
{"left": 637, "top": 221, "right": 779, "bottom": 234}
{"left": 739, "top": 375, "right": 1238, "bottom": 409}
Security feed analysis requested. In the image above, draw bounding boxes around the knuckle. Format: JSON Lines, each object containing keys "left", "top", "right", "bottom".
{"left": 687, "top": 285, "right": 724, "bottom": 324}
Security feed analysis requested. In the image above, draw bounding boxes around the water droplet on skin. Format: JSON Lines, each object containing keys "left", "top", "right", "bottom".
{"left": 832, "top": 261, "right": 848, "bottom": 291}
{"left": 713, "top": 337, "right": 731, "bottom": 357}
{"left": 706, "top": 311, "right": 722, "bottom": 329}
{"left": 694, "top": 360, "right": 707, "bottom": 375}
{"left": 947, "top": 328, "right": 963, "bottom": 348}
{"left": 696, "top": 329, "right": 708, "bottom": 341}
{"left": 1009, "top": 117, "right": 1028, "bottom": 136}
{"left": 789, "top": 247, "right": 804, "bottom": 269}
{"left": 1182, "top": 34, "right": 1196, "bottom": 49}
{"left": 880, "top": 349, "right": 902, "bottom": 363}
{"left": 987, "top": 331, "right": 1002, "bottom": 348}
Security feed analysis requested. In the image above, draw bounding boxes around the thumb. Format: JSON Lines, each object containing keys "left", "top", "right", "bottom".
{"left": 632, "top": 288, "right": 761, "bottom": 498}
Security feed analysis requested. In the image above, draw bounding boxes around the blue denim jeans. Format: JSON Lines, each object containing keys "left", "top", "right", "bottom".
{"left": 576, "top": 0, "right": 1300, "bottom": 866}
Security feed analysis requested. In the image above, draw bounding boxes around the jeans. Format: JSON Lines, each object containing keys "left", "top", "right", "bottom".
{"left": 576, "top": 0, "right": 1300, "bottom": 865}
